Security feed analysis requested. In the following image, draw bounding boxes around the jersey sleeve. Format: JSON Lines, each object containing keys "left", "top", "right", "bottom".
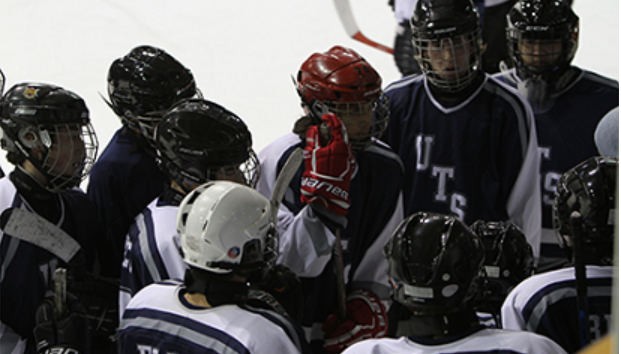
{"left": 258, "top": 134, "right": 339, "bottom": 278}
{"left": 493, "top": 78, "right": 542, "bottom": 260}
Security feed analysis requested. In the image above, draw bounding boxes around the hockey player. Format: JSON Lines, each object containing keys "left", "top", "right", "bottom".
{"left": 501, "top": 156, "right": 616, "bottom": 353}
{"left": 87, "top": 45, "right": 198, "bottom": 278}
{"left": 390, "top": 0, "right": 515, "bottom": 76}
{"left": 256, "top": 45, "right": 403, "bottom": 353}
{"left": 494, "top": 0, "right": 619, "bottom": 271}
{"left": 0, "top": 83, "right": 98, "bottom": 353}
{"left": 342, "top": 212, "right": 567, "bottom": 354}
{"left": 118, "top": 98, "right": 259, "bottom": 318}
{"left": 470, "top": 220, "right": 534, "bottom": 327}
{"left": 118, "top": 181, "right": 310, "bottom": 354}
{"left": 382, "top": 0, "right": 541, "bottom": 258}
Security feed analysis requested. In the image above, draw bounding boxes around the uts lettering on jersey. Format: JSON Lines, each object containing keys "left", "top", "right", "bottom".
{"left": 415, "top": 134, "right": 468, "bottom": 220}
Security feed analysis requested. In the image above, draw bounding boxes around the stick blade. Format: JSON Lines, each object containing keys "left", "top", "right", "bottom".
{"left": 270, "top": 147, "right": 303, "bottom": 222}
{"left": 0, "top": 208, "right": 81, "bottom": 263}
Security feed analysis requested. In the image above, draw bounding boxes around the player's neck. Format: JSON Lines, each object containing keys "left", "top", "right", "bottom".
{"left": 428, "top": 71, "right": 485, "bottom": 106}
{"left": 184, "top": 292, "right": 212, "bottom": 308}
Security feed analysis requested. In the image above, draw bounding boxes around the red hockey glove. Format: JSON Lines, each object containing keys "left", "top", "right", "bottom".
{"left": 322, "top": 289, "right": 388, "bottom": 353}
{"left": 301, "top": 113, "right": 355, "bottom": 216}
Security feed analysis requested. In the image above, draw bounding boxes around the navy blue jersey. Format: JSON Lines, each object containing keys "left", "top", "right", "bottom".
{"left": 494, "top": 68, "right": 619, "bottom": 268}
{"left": 257, "top": 133, "right": 404, "bottom": 348}
{"left": 501, "top": 266, "right": 613, "bottom": 353}
{"left": 382, "top": 73, "right": 542, "bottom": 257}
{"left": 0, "top": 175, "right": 98, "bottom": 353}
{"left": 87, "top": 127, "right": 167, "bottom": 277}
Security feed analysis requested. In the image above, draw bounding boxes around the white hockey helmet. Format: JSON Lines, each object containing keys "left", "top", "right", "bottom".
{"left": 176, "top": 180, "right": 277, "bottom": 274}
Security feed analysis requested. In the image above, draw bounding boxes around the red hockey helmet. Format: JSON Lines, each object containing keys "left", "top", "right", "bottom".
{"left": 296, "top": 46, "right": 389, "bottom": 150}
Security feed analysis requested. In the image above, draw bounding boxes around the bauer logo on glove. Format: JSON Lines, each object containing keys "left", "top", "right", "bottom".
{"left": 301, "top": 113, "right": 356, "bottom": 217}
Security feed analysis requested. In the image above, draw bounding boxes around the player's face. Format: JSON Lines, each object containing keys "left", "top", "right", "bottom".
{"left": 425, "top": 35, "right": 475, "bottom": 82}
{"left": 44, "top": 125, "right": 87, "bottom": 178}
{"left": 332, "top": 101, "right": 375, "bottom": 143}
{"left": 518, "top": 39, "right": 562, "bottom": 68}
{"left": 213, "top": 165, "right": 246, "bottom": 184}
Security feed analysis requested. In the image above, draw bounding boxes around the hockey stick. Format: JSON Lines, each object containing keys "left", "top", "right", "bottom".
{"left": 0, "top": 207, "right": 81, "bottom": 263}
{"left": 270, "top": 147, "right": 304, "bottom": 223}
{"left": 570, "top": 211, "right": 592, "bottom": 347}
{"left": 333, "top": 228, "right": 347, "bottom": 320}
{"left": 333, "top": 0, "right": 394, "bottom": 54}
{"left": 318, "top": 121, "right": 348, "bottom": 320}
{"left": 0, "top": 68, "right": 5, "bottom": 97}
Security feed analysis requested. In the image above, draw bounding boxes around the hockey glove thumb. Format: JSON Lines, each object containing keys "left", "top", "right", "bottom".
{"left": 34, "top": 294, "right": 91, "bottom": 354}
{"left": 301, "top": 113, "right": 355, "bottom": 216}
{"left": 322, "top": 289, "right": 388, "bottom": 353}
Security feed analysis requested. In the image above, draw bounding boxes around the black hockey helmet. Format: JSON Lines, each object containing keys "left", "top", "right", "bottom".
{"left": 507, "top": 0, "right": 579, "bottom": 80}
{"left": 107, "top": 45, "right": 197, "bottom": 143}
{"left": 470, "top": 220, "right": 534, "bottom": 312}
{"left": 553, "top": 156, "right": 617, "bottom": 266}
{"left": 410, "top": 0, "right": 482, "bottom": 92}
{"left": 0, "top": 83, "right": 98, "bottom": 192}
{"left": 155, "top": 99, "right": 259, "bottom": 192}
{"left": 384, "top": 212, "right": 485, "bottom": 315}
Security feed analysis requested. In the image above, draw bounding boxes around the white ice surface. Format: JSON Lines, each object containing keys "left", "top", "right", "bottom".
{"left": 0, "top": 0, "right": 618, "bottom": 184}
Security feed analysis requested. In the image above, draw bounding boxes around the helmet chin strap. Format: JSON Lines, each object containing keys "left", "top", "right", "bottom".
{"left": 184, "top": 269, "right": 249, "bottom": 307}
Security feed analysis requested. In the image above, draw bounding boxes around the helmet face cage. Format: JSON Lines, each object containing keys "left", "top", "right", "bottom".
{"left": 160, "top": 145, "right": 259, "bottom": 191}
{"left": 552, "top": 157, "right": 617, "bottom": 266}
{"left": 384, "top": 212, "right": 485, "bottom": 315}
{"left": 413, "top": 28, "right": 482, "bottom": 93}
{"left": 324, "top": 93, "right": 390, "bottom": 151}
{"left": 411, "top": 0, "right": 482, "bottom": 93}
{"left": 297, "top": 46, "right": 388, "bottom": 151}
{"left": 38, "top": 122, "right": 98, "bottom": 192}
{"left": 470, "top": 220, "right": 534, "bottom": 306}
{"left": 506, "top": 0, "right": 579, "bottom": 81}
{"left": 176, "top": 181, "right": 277, "bottom": 275}
{"left": 203, "top": 149, "right": 259, "bottom": 188}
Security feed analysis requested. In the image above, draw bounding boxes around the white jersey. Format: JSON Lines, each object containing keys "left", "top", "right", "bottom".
{"left": 342, "top": 327, "right": 567, "bottom": 354}
{"left": 501, "top": 266, "right": 613, "bottom": 353}
{"left": 118, "top": 280, "right": 304, "bottom": 354}
{"left": 118, "top": 198, "right": 186, "bottom": 319}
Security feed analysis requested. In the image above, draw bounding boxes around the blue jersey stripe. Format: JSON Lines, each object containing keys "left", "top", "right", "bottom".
{"left": 122, "top": 308, "right": 250, "bottom": 354}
